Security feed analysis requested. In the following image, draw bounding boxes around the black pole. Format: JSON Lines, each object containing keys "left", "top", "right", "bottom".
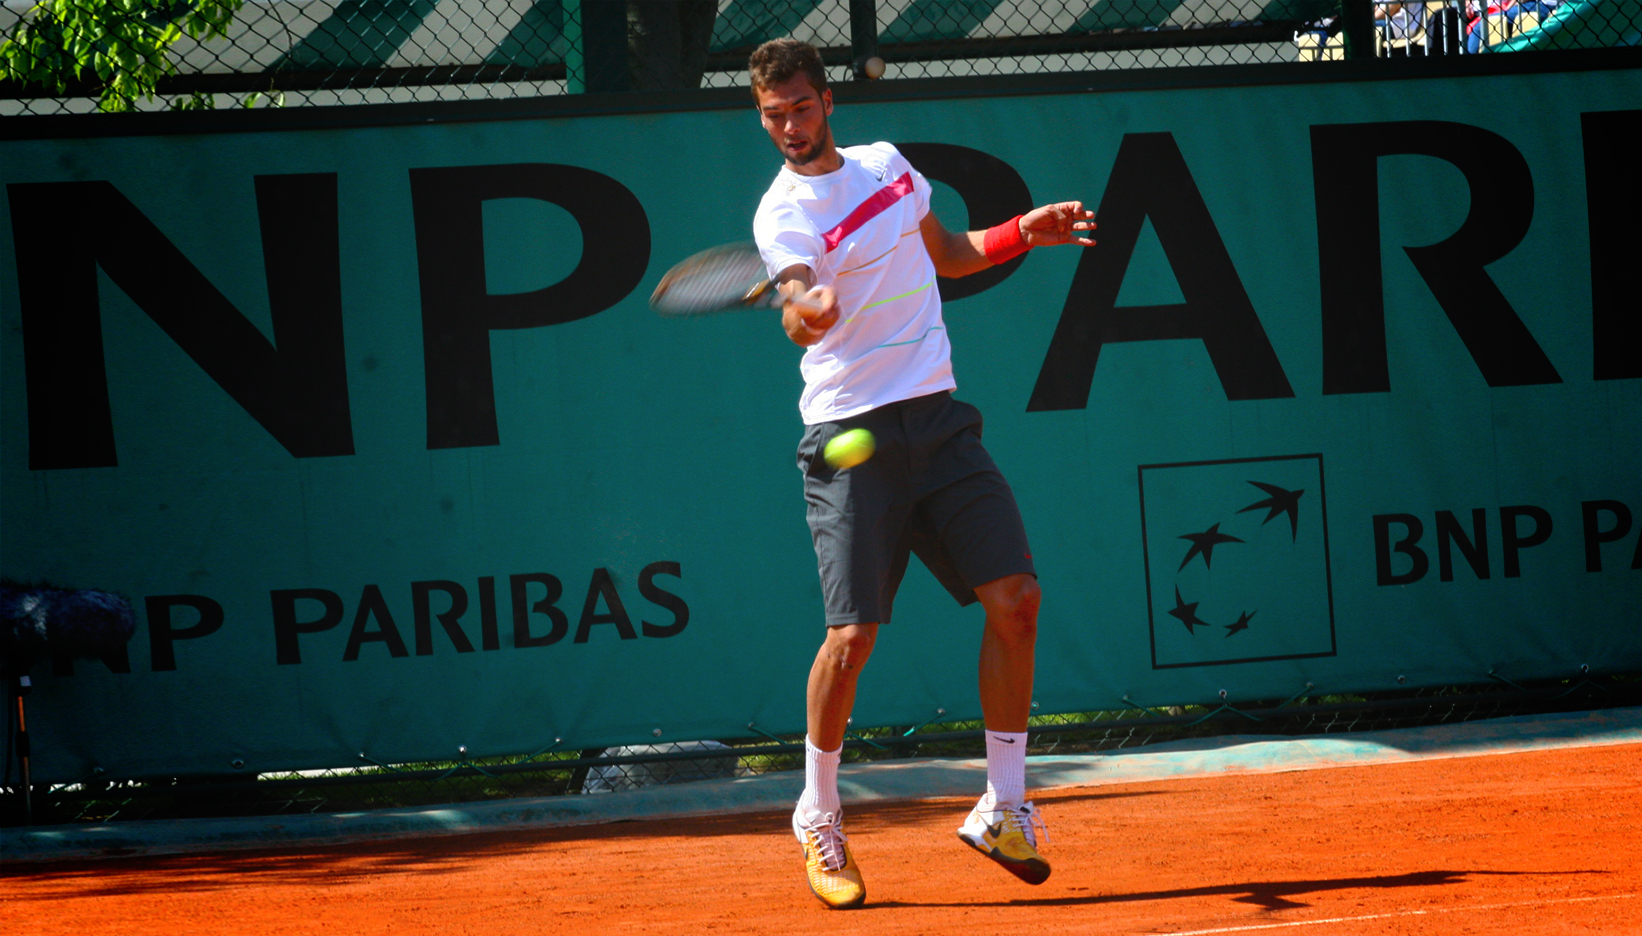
{"left": 1340, "top": 0, "right": 1377, "bottom": 60}
{"left": 582, "top": 1, "right": 631, "bottom": 93}
{"left": 850, "top": 0, "right": 879, "bottom": 79}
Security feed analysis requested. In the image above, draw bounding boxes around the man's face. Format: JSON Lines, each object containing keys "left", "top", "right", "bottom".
{"left": 755, "top": 73, "right": 835, "bottom": 172}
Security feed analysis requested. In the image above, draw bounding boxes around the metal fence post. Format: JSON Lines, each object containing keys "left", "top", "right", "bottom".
{"left": 566, "top": 0, "right": 630, "bottom": 93}
{"left": 1341, "top": 0, "right": 1377, "bottom": 59}
{"left": 850, "top": 0, "right": 879, "bottom": 79}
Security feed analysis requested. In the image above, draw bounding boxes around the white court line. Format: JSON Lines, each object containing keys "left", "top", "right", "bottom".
{"left": 1151, "top": 892, "right": 1637, "bottom": 936}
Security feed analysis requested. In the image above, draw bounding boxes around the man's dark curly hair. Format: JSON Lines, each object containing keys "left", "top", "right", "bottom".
{"left": 748, "top": 38, "right": 829, "bottom": 99}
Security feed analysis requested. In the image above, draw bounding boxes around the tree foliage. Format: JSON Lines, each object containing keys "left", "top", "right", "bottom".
{"left": 1, "top": 0, "right": 245, "bottom": 112}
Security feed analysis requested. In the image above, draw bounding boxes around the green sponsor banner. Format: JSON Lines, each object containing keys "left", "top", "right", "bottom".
{"left": 2, "top": 65, "right": 1638, "bottom": 782}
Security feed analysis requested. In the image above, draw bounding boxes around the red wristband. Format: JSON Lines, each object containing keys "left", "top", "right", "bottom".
{"left": 982, "top": 215, "right": 1030, "bottom": 264}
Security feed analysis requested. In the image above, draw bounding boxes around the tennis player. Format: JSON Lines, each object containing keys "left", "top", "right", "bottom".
{"left": 748, "top": 39, "right": 1095, "bottom": 909}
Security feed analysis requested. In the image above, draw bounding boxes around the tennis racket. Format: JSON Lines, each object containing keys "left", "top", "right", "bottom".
{"left": 649, "top": 242, "right": 819, "bottom": 316}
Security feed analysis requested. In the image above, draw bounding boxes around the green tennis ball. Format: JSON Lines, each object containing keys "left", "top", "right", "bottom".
{"left": 824, "top": 428, "right": 876, "bottom": 469}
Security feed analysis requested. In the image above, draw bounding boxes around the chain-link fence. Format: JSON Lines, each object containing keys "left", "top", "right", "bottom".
{"left": 6, "top": 673, "right": 1637, "bottom": 826}
{"left": 3, "top": 0, "right": 1638, "bottom": 115}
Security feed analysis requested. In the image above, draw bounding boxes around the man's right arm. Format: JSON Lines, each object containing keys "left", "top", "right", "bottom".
{"left": 776, "top": 264, "right": 839, "bottom": 347}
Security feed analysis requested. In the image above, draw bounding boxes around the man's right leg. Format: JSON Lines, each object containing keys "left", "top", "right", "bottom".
{"left": 806, "top": 622, "right": 878, "bottom": 751}
{"left": 799, "top": 623, "right": 878, "bottom": 826}
{"left": 795, "top": 407, "right": 905, "bottom": 909}
{"left": 795, "top": 623, "right": 876, "bottom": 909}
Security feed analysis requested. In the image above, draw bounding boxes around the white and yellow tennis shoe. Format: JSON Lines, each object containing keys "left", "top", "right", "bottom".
{"left": 794, "top": 808, "right": 866, "bottom": 909}
{"left": 957, "top": 798, "right": 1051, "bottom": 885}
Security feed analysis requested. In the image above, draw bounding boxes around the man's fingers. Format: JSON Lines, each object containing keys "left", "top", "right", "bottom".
{"left": 801, "top": 302, "right": 837, "bottom": 326}
{"left": 794, "top": 287, "right": 838, "bottom": 333}
{"left": 1019, "top": 202, "right": 1096, "bottom": 247}
{"left": 1029, "top": 203, "right": 1094, "bottom": 227}
{"left": 797, "top": 309, "right": 838, "bottom": 345}
{"left": 791, "top": 294, "right": 823, "bottom": 314}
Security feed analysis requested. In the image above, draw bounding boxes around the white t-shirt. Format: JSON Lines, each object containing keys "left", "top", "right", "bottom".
{"left": 754, "top": 142, "right": 956, "bottom": 425}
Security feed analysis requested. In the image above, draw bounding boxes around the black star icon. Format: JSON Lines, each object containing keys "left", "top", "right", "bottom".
{"left": 1178, "top": 522, "right": 1244, "bottom": 571}
{"left": 1224, "top": 610, "right": 1255, "bottom": 637}
{"left": 1239, "top": 481, "right": 1304, "bottom": 541}
{"left": 1167, "top": 587, "right": 1209, "bottom": 635}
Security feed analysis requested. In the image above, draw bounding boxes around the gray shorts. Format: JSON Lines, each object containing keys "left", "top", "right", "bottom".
{"left": 797, "top": 391, "right": 1036, "bottom": 626}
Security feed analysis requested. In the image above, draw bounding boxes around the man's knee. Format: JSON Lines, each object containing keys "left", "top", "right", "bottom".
{"left": 821, "top": 623, "right": 878, "bottom": 672}
{"left": 979, "top": 574, "right": 1040, "bottom": 642}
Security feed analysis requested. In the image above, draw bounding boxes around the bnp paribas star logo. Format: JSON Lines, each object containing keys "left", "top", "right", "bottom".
{"left": 1138, "top": 454, "right": 1337, "bottom": 669}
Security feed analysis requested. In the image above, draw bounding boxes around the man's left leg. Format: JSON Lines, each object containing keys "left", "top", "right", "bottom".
{"left": 957, "top": 572, "right": 1052, "bottom": 884}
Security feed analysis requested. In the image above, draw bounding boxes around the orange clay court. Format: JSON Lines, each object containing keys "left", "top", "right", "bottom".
{"left": 3, "top": 740, "right": 1638, "bottom": 936}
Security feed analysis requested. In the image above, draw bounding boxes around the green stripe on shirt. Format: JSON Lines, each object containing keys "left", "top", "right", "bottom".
{"left": 861, "top": 279, "right": 933, "bottom": 311}
{"left": 844, "top": 279, "right": 936, "bottom": 326}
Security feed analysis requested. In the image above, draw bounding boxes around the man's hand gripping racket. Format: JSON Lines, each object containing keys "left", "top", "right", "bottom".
{"left": 777, "top": 279, "right": 836, "bottom": 346}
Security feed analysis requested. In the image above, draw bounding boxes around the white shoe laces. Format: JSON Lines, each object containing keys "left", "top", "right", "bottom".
{"left": 1008, "top": 802, "right": 1050, "bottom": 848}
{"left": 805, "top": 811, "right": 850, "bottom": 871}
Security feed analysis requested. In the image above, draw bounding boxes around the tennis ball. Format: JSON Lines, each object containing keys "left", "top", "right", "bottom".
{"left": 824, "top": 428, "right": 876, "bottom": 469}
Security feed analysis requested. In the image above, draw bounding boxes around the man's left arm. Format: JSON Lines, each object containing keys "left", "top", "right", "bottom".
{"left": 919, "top": 202, "right": 1097, "bottom": 279}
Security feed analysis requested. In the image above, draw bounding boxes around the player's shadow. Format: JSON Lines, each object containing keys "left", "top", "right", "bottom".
{"left": 870, "top": 868, "right": 1603, "bottom": 911}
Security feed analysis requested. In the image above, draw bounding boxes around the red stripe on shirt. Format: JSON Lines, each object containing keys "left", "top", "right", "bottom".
{"left": 821, "top": 172, "right": 915, "bottom": 252}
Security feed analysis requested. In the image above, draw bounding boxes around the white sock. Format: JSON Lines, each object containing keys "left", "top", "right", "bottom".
{"left": 797, "top": 737, "right": 842, "bottom": 823}
{"left": 984, "top": 730, "right": 1028, "bottom": 808}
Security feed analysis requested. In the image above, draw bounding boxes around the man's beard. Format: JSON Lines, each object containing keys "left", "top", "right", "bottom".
{"left": 783, "top": 117, "right": 833, "bottom": 166}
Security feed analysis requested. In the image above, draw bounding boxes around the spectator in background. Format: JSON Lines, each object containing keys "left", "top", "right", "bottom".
{"left": 1375, "top": 1, "right": 1429, "bottom": 53}
{"left": 1465, "top": 0, "right": 1513, "bottom": 52}
{"left": 1509, "top": 0, "right": 1560, "bottom": 29}
{"left": 1465, "top": 0, "right": 1557, "bottom": 51}
{"left": 1376, "top": 2, "right": 1428, "bottom": 38}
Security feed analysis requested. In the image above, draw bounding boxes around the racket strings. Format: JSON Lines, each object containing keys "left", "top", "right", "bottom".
{"left": 652, "top": 245, "right": 770, "bottom": 315}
